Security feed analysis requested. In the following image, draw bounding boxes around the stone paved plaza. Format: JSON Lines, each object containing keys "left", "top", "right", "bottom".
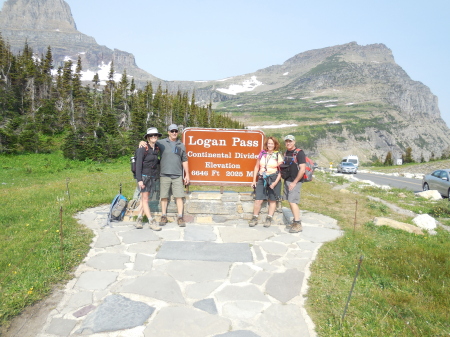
{"left": 37, "top": 193, "right": 342, "bottom": 337}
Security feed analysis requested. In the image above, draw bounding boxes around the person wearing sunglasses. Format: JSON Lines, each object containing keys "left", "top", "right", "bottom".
{"left": 157, "top": 124, "right": 190, "bottom": 227}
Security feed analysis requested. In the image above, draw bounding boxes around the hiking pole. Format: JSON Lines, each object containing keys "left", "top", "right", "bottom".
{"left": 59, "top": 206, "right": 65, "bottom": 269}
{"left": 66, "top": 178, "right": 71, "bottom": 205}
{"left": 341, "top": 255, "right": 364, "bottom": 327}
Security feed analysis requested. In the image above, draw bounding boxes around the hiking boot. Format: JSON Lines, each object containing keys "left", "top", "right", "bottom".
{"left": 264, "top": 216, "right": 273, "bottom": 228}
{"left": 248, "top": 215, "right": 258, "bottom": 227}
{"left": 289, "top": 220, "right": 303, "bottom": 233}
{"left": 135, "top": 217, "right": 143, "bottom": 229}
{"left": 159, "top": 215, "right": 168, "bottom": 226}
{"left": 148, "top": 218, "right": 161, "bottom": 231}
{"left": 177, "top": 217, "right": 186, "bottom": 227}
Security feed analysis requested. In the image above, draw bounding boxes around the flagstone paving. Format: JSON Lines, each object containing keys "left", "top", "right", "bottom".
{"left": 34, "top": 203, "right": 342, "bottom": 337}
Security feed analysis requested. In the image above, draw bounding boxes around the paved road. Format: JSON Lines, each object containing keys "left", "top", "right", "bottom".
{"left": 15, "top": 204, "right": 342, "bottom": 337}
{"left": 347, "top": 171, "right": 423, "bottom": 192}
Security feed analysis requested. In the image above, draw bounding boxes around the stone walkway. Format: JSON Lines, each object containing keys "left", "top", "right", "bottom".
{"left": 37, "top": 202, "right": 342, "bottom": 337}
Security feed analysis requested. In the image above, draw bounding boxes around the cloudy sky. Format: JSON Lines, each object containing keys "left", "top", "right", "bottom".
{"left": 1, "top": 0, "right": 449, "bottom": 125}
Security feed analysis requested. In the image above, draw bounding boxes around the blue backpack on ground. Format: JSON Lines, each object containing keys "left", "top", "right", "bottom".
{"left": 105, "top": 184, "right": 128, "bottom": 227}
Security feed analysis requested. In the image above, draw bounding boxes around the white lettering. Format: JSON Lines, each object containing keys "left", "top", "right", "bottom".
{"left": 204, "top": 162, "right": 241, "bottom": 169}
{"left": 188, "top": 136, "right": 226, "bottom": 148}
{"left": 235, "top": 152, "right": 258, "bottom": 159}
{"left": 231, "top": 137, "right": 259, "bottom": 147}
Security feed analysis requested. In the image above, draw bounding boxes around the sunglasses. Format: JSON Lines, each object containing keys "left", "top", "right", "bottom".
{"left": 169, "top": 130, "right": 178, "bottom": 133}
{"left": 148, "top": 134, "right": 158, "bottom": 138}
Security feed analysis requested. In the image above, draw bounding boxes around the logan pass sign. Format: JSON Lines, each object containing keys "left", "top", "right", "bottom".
{"left": 183, "top": 128, "right": 265, "bottom": 185}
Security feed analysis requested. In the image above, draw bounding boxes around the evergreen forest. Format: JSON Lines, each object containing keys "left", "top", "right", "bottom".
{"left": 0, "top": 35, "right": 243, "bottom": 160}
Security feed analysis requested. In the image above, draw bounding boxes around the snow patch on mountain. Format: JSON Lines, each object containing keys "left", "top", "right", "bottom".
{"left": 51, "top": 60, "right": 125, "bottom": 84}
{"left": 247, "top": 123, "right": 297, "bottom": 130}
{"left": 216, "top": 76, "right": 263, "bottom": 95}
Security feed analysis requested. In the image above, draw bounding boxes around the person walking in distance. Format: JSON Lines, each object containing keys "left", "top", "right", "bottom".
{"left": 158, "top": 124, "right": 190, "bottom": 227}
{"left": 283, "top": 135, "right": 306, "bottom": 233}
{"left": 135, "top": 127, "right": 162, "bottom": 231}
{"left": 248, "top": 137, "right": 283, "bottom": 228}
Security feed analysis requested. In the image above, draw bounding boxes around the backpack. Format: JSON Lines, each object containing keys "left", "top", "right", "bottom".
{"left": 105, "top": 184, "right": 128, "bottom": 227}
{"left": 280, "top": 148, "right": 315, "bottom": 182}
{"left": 111, "top": 195, "right": 128, "bottom": 220}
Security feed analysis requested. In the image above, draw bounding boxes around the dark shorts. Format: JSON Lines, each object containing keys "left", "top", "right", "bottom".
{"left": 140, "top": 175, "right": 157, "bottom": 197}
{"left": 255, "top": 176, "right": 281, "bottom": 201}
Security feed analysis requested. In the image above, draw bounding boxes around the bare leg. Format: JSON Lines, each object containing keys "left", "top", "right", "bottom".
{"left": 267, "top": 200, "right": 277, "bottom": 216}
{"left": 160, "top": 198, "right": 168, "bottom": 214}
{"left": 141, "top": 192, "right": 152, "bottom": 219}
{"left": 252, "top": 199, "right": 264, "bottom": 215}
{"left": 290, "top": 202, "right": 301, "bottom": 221}
{"left": 175, "top": 197, "right": 184, "bottom": 215}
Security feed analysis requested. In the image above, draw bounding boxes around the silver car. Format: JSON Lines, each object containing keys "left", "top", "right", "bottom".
{"left": 422, "top": 169, "right": 450, "bottom": 197}
{"left": 337, "top": 162, "right": 357, "bottom": 174}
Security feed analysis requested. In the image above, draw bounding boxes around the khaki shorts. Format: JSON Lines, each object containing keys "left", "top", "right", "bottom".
{"left": 160, "top": 176, "right": 185, "bottom": 199}
{"left": 283, "top": 180, "right": 302, "bottom": 204}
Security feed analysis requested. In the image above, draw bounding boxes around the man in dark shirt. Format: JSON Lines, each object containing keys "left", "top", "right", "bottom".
{"left": 283, "top": 135, "right": 306, "bottom": 233}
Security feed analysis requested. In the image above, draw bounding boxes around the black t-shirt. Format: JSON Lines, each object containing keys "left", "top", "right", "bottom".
{"left": 284, "top": 149, "right": 306, "bottom": 181}
{"left": 135, "top": 144, "right": 160, "bottom": 182}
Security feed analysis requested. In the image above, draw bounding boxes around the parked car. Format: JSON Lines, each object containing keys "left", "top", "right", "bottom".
{"left": 336, "top": 162, "right": 357, "bottom": 174}
{"left": 422, "top": 169, "right": 450, "bottom": 197}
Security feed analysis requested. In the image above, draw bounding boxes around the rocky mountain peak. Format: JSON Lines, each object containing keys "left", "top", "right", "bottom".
{"left": 0, "top": 0, "right": 76, "bottom": 32}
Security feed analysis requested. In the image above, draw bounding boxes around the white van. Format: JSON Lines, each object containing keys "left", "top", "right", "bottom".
{"left": 342, "top": 155, "right": 359, "bottom": 167}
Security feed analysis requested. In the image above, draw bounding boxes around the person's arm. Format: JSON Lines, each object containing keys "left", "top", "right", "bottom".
{"left": 182, "top": 161, "right": 190, "bottom": 185}
{"left": 251, "top": 160, "right": 261, "bottom": 188}
{"left": 135, "top": 148, "right": 145, "bottom": 189}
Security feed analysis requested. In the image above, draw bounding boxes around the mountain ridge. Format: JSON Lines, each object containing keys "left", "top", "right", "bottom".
{"left": 1, "top": 0, "right": 449, "bottom": 163}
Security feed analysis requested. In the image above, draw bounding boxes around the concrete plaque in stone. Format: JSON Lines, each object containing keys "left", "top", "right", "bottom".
{"left": 156, "top": 241, "right": 252, "bottom": 262}
{"left": 165, "top": 260, "right": 231, "bottom": 282}
{"left": 265, "top": 269, "right": 304, "bottom": 303}
{"left": 215, "top": 285, "right": 268, "bottom": 302}
{"left": 219, "top": 227, "right": 275, "bottom": 243}
{"left": 127, "top": 241, "right": 160, "bottom": 254}
{"left": 46, "top": 317, "right": 77, "bottom": 336}
{"left": 94, "top": 231, "right": 120, "bottom": 248}
{"left": 184, "top": 225, "right": 217, "bottom": 241}
{"left": 77, "top": 294, "right": 154, "bottom": 334}
{"left": 134, "top": 254, "right": 154, "bottom": 271}
{"left": 193, "top": 298, "right": 218, "bottom": 315}
{"left": 119, "top": 229, "right": 160, "bottom": 244}
{"left": 230, "top": 264, "right": 256, "bottom": 283}
{"left": 86, "top": 253, "right": 130, "bottom": 270}
{"left": 187, "top": 200, "right": 237, "bottom": 214}
{"left": 256, "top": 304, "right": 309, "bottom": 337}
{"left": 118, "top": 271, "right": 185, "bottom": 304}
{"left": 144, "top": 306, "right": 230, "bottom": 337}
{"left": 75, "top": 271, "right": 118, "bottom": 290}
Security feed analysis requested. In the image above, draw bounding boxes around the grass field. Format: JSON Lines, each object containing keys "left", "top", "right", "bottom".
{"left": 1, "top": 153, "right": 449, "bottom": 336}
{"left": 301, "top": 173, "right": 450, "bottom": 336}
{"left": 0, "top": 152, "right": 137, "bottom": 327}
